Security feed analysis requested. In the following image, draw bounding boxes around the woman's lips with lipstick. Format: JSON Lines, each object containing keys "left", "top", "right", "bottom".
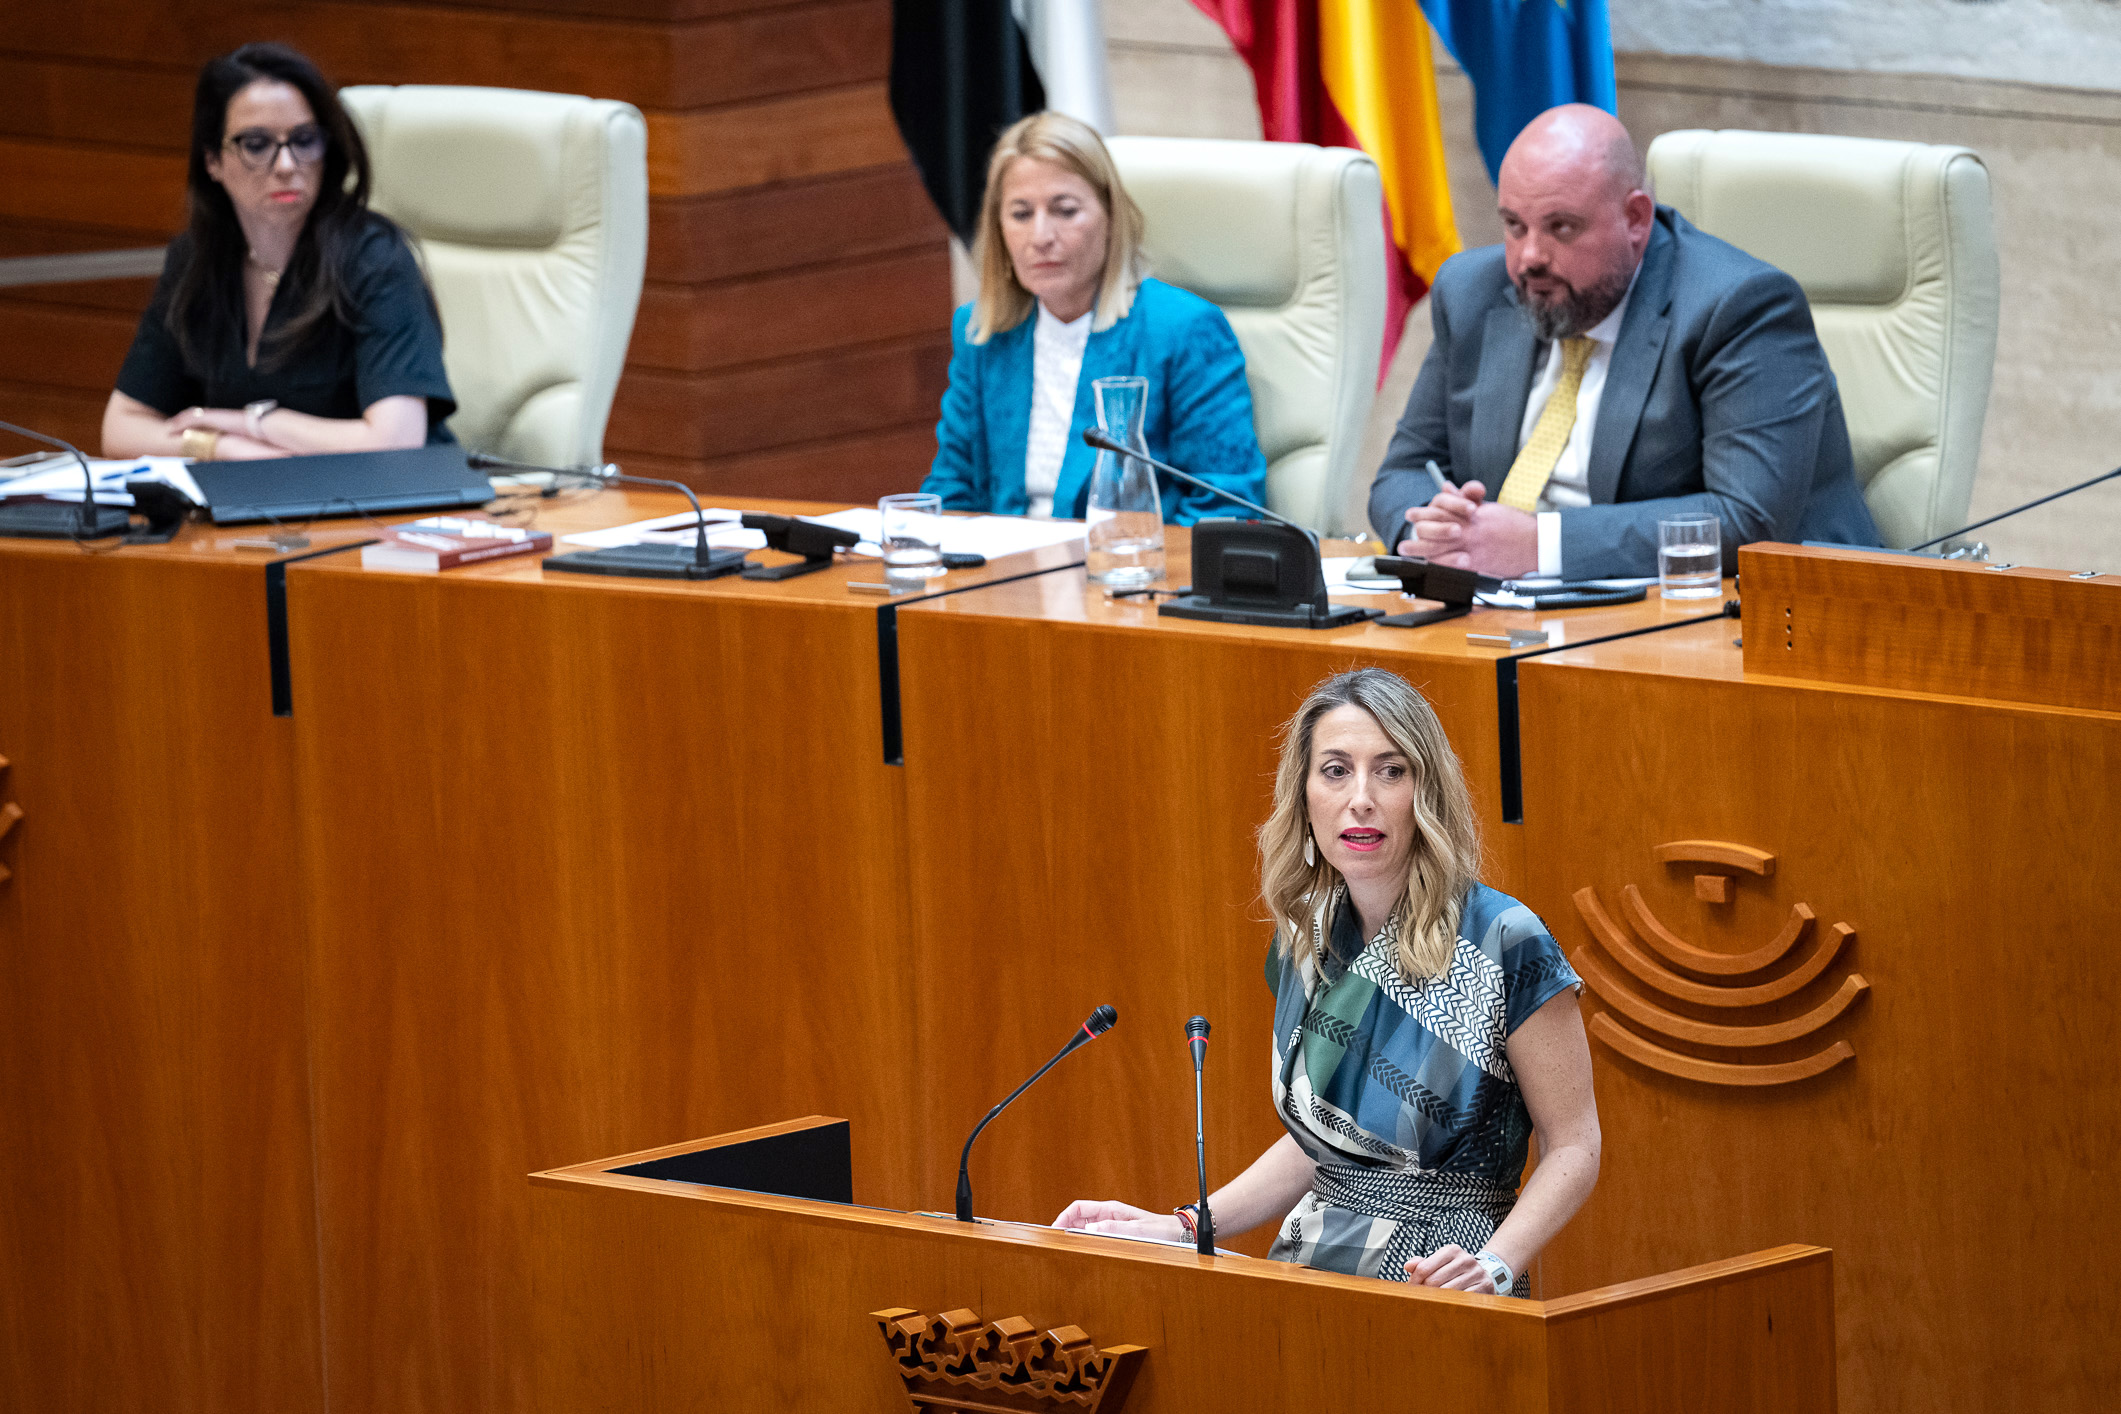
{"left": 1339, "top": 829, "right": 1385, "bottom": 853}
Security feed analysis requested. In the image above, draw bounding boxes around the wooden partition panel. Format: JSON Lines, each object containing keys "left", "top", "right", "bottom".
{"left": 0, "top": 539, "right": 333, "bottom": 1414}
{"left": 0, "top": 0, "right": 950, "bottom": 499}
{"left": 1515, "top": 627, "right": 2121, "bottom": 1413}
{"left": 285, "top": 550, "right": 914, "bottom": 1412}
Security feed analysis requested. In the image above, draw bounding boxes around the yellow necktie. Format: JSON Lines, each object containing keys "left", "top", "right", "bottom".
{"left": 1497, "top": 337, "right": 1593, "bottom": 513}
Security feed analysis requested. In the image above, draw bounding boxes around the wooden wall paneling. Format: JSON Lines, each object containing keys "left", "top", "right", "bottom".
{"left": 0, "top": 139, "right": 186, "bottom": 234}
{"left": 1514, "top": 645, "right": 2121, "bottom": 1412}
{"left": 284, "top": 553, "right": 926, "bottom": 1414}
{"left": 604, "top": 334, "right": 951, "bottom": 461}
{"left": 10, "top": 1, "right": 887, "bottom": 113}
{"left": 0, "top": 542, "right": 326, "bottom": 1414}
{"left": 0, "top": 300, "right": 140, "bottom": 392}
{"left": 645, "top": 165, "right": 947, "bottom": 285}
{"left": 0, "top": 57, "right": 195, "bottom": 150}
{"left": 630, "top": 247, "right": 951, "bottom": 373}
{"left": 613, "top": 419, "right": 939, "bottom": 501}
{"left": 0, "top": 383, "right": 122, "bottom": 462}
{"left": 643, "top": 85, "right": 910, "bottom": 197}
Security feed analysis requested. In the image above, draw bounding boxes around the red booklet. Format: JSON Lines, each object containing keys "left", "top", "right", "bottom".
{"left": 360, "top": 516, "right": 553, "bottom": 572}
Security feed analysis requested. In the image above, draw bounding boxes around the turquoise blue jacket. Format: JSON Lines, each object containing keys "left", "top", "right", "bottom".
{"left": 920, "top": 278, "right": 1269, "bottom": 524}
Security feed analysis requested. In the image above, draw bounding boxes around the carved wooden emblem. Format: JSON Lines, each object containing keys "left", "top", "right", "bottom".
{"left": 1571, "top": 840, "right": 1869, "bottom": 1086}
{"left": 871, "top": 1306, "right": 1146, "bottom": 1413}
{"left": 0, "top": 755, "right": 19, "bottom": 885}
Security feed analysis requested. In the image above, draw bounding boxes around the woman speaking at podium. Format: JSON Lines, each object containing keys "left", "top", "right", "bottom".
{"left": 1056, "top": 670, "right": 1601, "bottom": 1296}
{"left": 101, "top": 44, "right": 455, "bottom": 461}
{"left": 919, "top": 112, "right": 1266, "bottom": 523}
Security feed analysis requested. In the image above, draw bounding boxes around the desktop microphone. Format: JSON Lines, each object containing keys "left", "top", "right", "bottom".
{"left": 1082, "top": 428, "right": 1307, "bottom": 535}
{"left": 1904, "top": 463, "right": 2121, "bottom": 554}
{"left": 1185, "top": 1015, "right": 1215, "bottom": 1255}
{"left": 470, "top": 451, "right": 747, "bottom": 580}
{"left": 1081, "top": 429, "right": 1369, "bottom": 630}
{"left": 0, "top": 417, "right": 128, "bottom": 540}
{"left": 955, "top": 1004, "right": 1118, "bottom": 1222}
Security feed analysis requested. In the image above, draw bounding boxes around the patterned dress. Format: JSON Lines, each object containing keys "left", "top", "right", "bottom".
{"left": 1265, "top": 884, "right": 1581, "bottom": 1295}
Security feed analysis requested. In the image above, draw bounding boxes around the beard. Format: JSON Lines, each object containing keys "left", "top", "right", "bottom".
{"left": 1515, "top": 262, "right": 1633, "bottom": 342}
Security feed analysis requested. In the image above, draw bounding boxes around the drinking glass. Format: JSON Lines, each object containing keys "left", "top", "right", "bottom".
{"left": 1658, "top": 514, "right": 1723, "bottom": 599}
{"left": 879, "top": 492, "right": 946, "bottom": 581}
{"left": 1084, "top": 376, "right": 1164, "bottom": 591}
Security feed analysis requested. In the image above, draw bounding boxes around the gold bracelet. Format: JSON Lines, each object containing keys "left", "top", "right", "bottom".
{"left": 180, "top": 426, "right": 222, "bottom": 461}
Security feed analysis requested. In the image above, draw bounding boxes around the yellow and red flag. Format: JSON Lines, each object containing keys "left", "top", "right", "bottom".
{"left": 1190, "top": 0, "right": 1461, "bottom": 374}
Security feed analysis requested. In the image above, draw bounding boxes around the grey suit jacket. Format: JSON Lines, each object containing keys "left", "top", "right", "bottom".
{"left": 1368, "top": 208, "right": 1880, "bottom": 579}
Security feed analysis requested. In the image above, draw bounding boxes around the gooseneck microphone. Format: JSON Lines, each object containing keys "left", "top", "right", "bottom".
{"left": 472, "top": 452, "right": 750, "bottom": 580}
{"left": 955, "top": 1004, "right": 1118, "bottom": 1222}
{"left": 1904, "top": 463, "right": 2121, "bottom": 554}
{"left": 0, "top": 417, "right": 125, "bottom": 540}
{"left": 1185, "top": 1016, "right": 1215, "bottom": 1255}
{"left": 1082, "top": 428, "right": 1307, "bottom": 535}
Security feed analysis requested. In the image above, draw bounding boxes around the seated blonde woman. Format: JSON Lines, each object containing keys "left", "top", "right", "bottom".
{"left": 920, "top": 111, "right": 1267, "bottom": 522}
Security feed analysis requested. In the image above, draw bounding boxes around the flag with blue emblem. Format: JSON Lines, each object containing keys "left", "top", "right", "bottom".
{"left": 1421, "top": 0, "right": 1618, "bottom": 182}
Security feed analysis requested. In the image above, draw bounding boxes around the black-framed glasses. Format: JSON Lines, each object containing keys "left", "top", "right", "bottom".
{"left": 224, "top": 126, "right": 328, "bottom": 171}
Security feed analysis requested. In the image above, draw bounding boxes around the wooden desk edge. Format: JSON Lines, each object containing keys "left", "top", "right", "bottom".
{"left": 533, "top": 1138, "right": 1820, "bottom": 1325}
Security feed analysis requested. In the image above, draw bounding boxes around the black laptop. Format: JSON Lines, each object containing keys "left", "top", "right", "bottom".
{"left": 188, "top": 445, "right": 494, "bottom": 525}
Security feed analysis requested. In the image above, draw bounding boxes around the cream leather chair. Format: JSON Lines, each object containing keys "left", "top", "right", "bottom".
{"left": 1109, "top": 137, "right": 1386, "bottom": 534}
{"left": 341, "top": 85, "right": 648, "bottom": 467}
{"left": 1646, "top": 129, "right": 1999, "bottom": 550}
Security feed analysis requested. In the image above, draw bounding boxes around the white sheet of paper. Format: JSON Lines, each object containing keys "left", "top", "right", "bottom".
{"left": 808, "top": 508, "right": 1086, "bottom": 560}
{"left": 559, "top": 509, "right": 765, "bottom": 551}
{"left": 0, "top": 455, "right": 205, "bottom": 507}
{"left": 1322, "top": 556, "right": 1401, "bottom": 594}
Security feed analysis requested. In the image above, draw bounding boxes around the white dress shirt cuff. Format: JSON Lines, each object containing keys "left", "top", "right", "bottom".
{"left": 1536, "top": 511, "right": 1563, "bottom": 579}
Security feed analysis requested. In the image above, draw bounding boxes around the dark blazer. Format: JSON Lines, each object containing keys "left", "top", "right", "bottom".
{"left": 1368, "top": 207, "right": 1879, "bottom": 577}
{"left": 921, "top": 277, "right": 1268, "bottom": 524}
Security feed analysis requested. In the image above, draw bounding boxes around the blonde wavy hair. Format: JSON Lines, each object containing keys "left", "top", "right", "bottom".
{"left": 966, "top": 111, "right": 1145, "bottom": 344}
{"left": 1259, "top": 669, "right": 1482, "bottom": 985}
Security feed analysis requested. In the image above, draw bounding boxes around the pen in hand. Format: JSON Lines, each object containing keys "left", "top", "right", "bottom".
{"left": 1425, "top": 459, "right": 1453, "bottom": 501}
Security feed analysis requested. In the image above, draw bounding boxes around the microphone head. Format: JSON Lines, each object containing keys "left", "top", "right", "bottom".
{"left": 1086, "top": 1004, "right": 1118, "bottom": 1036}
{"left": 1185, "top": 1015, "right": 1210, "bottom": 1041}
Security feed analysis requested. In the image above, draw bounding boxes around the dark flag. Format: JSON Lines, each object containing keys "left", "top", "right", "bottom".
{"left": 890, "top": 0, "right": 1047, "bottom": 245}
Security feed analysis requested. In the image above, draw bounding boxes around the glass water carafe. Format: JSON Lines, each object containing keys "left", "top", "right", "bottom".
{"left": 1084, "top": 375, "right": 1165, "bottom": 590}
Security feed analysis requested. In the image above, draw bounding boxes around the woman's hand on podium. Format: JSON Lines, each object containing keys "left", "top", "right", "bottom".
{"left": 1405, "top": 1243, "right": 1499, "bottom": 1293}
{"left": 1051, "top": 1199, "right": 1187, "bottom": 1244}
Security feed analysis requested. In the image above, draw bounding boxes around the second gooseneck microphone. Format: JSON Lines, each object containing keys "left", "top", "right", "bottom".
{"left": 955, "top": 1005, "right": 1118, "bottom": 1222}
{"left": 1186, "top": 1015, "right": 1215, "bottom": 1255}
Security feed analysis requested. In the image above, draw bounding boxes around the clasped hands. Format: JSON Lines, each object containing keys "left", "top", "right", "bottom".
{"left": 1397, "top": 479, "right": 1538, "bottom": 581}
{"left": 1050, "top": 1199, "right": 1505, "bottom": 1294}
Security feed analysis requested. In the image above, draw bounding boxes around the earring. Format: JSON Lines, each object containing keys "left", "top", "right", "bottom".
{"left": 1304, "top": 830, "right": 1315, "bottom": 867}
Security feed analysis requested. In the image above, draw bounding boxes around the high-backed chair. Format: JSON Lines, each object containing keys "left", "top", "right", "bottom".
{"left": 1645, "top": 129, "right": 1999, "bottom": 550}
{"left": 1108, "top": 137, "right": 1386, "bottom": 534}
{"left": 340, "top": 85, "right": 647, "bottom": 467}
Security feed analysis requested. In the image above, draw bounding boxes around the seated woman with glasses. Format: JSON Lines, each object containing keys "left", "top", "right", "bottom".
{"left": 920, "top": 111, "right": 1267, "bottom": 522}
{"left": 101, "top": 43, "right": 454, "bottom": 462}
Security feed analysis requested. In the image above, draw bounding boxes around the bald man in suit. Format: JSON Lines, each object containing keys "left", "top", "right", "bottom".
{"left": 1369, "top": 105, "right": 1879, "bottom": 580}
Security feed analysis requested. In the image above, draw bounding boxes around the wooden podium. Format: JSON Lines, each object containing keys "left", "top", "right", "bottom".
{"left": 530, "top": 1118, "right": 1835, "bottom": 1414}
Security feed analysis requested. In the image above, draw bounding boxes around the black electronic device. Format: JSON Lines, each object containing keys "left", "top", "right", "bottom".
{"left": 1080, "top": 429, "right": 1370, "bottom": 631}
{"left": 1369, "top": 555, "right": 1485, "bottom": 628}
{"left": 738, "top": 512, "right": 860, "bottom": 580}
{"left": 499, "top": 456, "right": 748, "bottom": 582}
{"left": 1184, "top": 1015, "right": 1215, "bottom": 1256}
{"left": 189, "top": 444, "right": 492, "bottom": 524}
{"left": 123, "top": 479, "right": 193, "bottom": 544}
{"left": 955, "top": 1004, "right": 1118, "bottom": 1222}
{"left": 0, "top": 418, "right": 129, "bottom": 540}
